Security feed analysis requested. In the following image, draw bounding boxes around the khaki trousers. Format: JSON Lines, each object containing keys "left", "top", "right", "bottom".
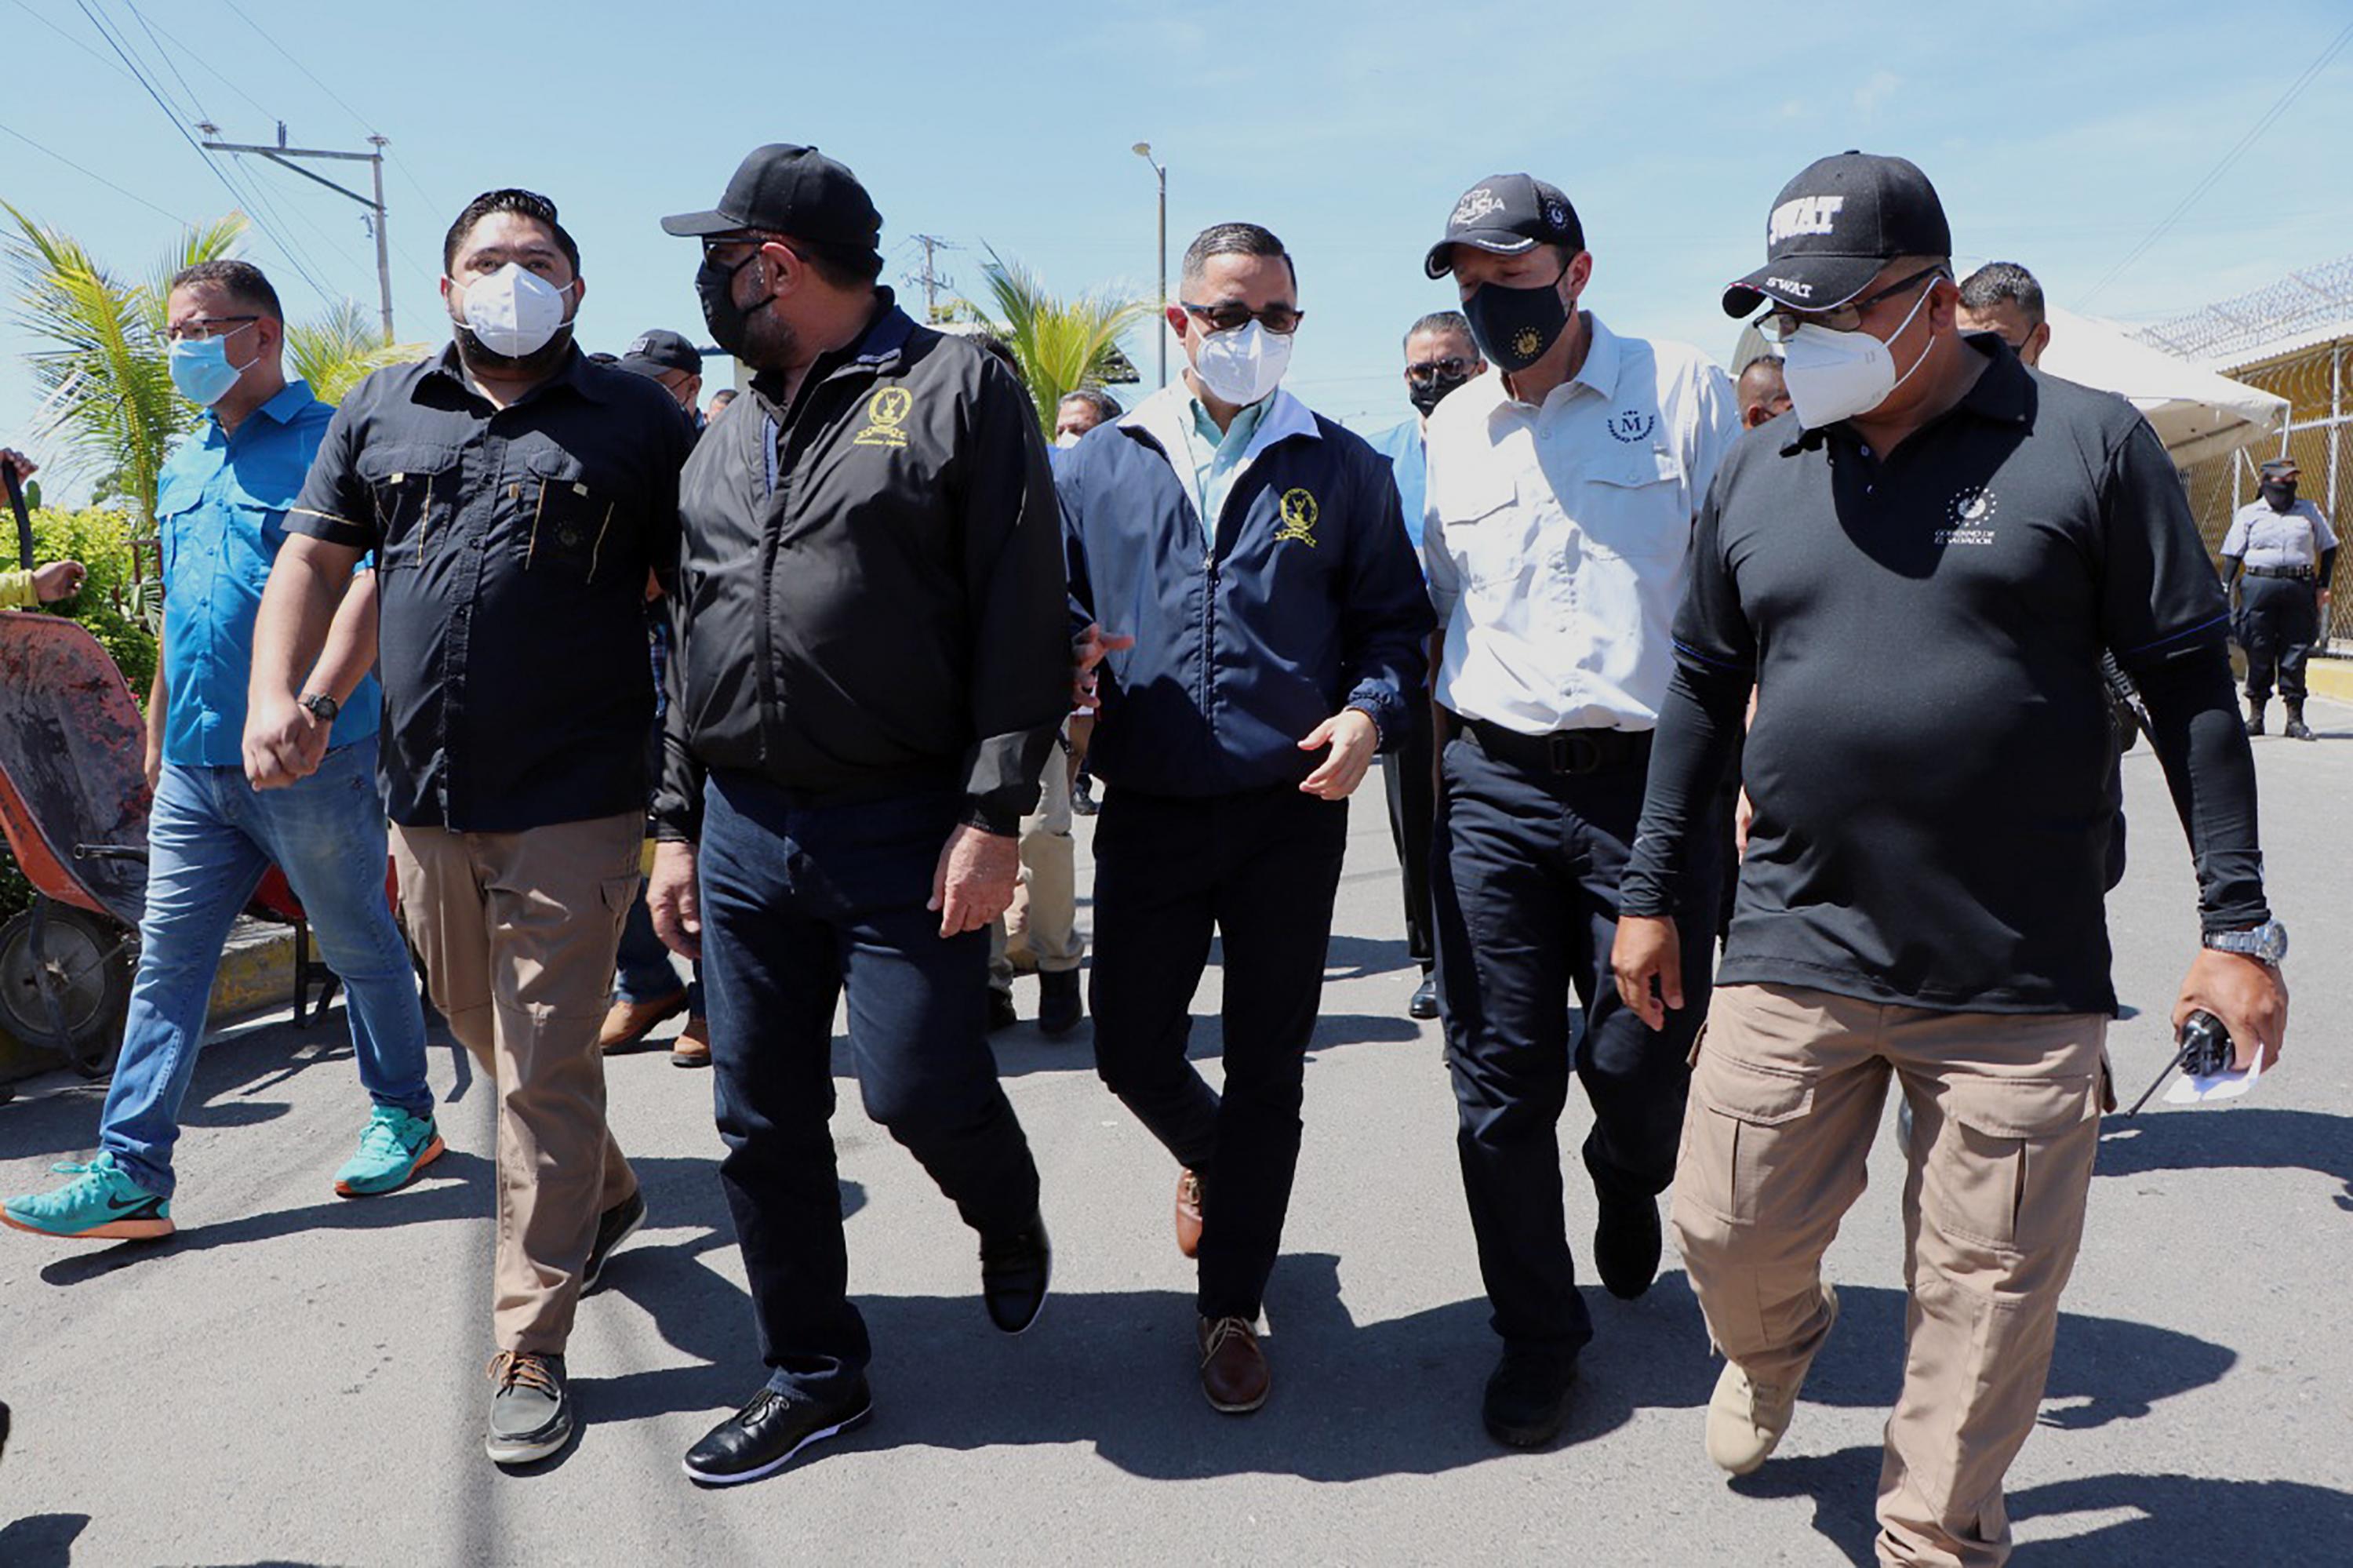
{"left": 1672, "top": 983, "right": 2108, "bottom": 1568}
{"left": 391, "top": 812, "right": 642, "bottom": 1355}
{"left": 991, "top": 736, "right": 1083, "bottom": 984}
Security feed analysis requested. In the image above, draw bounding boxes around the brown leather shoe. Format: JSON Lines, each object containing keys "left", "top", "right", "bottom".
{"left": 1173, "top": 1169, "right": 1203, "bottom": 1259}
{"left": 670, "top": 1014, "right": 710, "bottom": 1068}
{"left": 599, "top": 991, "right": 686, "bottom": 1053}
{"left": 1198, "top": 1315, "right": 1269, "bottom": 1413}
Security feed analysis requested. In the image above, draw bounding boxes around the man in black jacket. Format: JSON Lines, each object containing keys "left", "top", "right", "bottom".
{"left": 648, "top": 145, "right": 1069, "bottom": 1486}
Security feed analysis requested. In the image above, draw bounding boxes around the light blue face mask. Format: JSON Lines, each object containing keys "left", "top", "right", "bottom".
{"left": 168, "top": 322, "right": 259, "bottom": 407}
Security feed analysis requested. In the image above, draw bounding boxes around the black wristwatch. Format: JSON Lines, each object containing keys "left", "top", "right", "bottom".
{"left": 300, "top": 692, "right": 340, "bottom": 724}
{"left": 2202, "top": 919, "right": 2288, "bottom": 966}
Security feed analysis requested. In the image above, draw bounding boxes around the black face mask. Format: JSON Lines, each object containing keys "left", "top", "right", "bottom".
{"left": 695, "top": 251, "right": 764, "bottom": 360}
{"left": 1408, "top": 370, "right": 1471, "bottom": 417}
{"left": 1463, "top": 264, "right": 1573, "bottom": 373}
{"left": 2261, "top": 480, "right": 2298, "bottom": 510}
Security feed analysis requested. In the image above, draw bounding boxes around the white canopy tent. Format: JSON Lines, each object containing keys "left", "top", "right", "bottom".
{"left": 2036, "top": 306, "right": 2288, "bottom": 468}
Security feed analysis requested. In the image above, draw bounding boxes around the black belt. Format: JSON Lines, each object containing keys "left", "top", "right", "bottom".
{"left": 2244, "top": 565, "right": 2315, "bottom": 580}
{"left": 1463, "top": 717, "right": 1652, "bottom": 775}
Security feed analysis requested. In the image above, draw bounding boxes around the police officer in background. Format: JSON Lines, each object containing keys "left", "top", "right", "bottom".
{"left": 649, "top": 144, "right": 1067, "bottom": 1486}
{"left": 1955, "top": 261, "right": 2050, "bottom": 366}
{"left": 2224, "top": 457, "right": 2337, "bottom": 739}
{"left": 1420, "top": 175, "right": 1739, "bottom": 1448}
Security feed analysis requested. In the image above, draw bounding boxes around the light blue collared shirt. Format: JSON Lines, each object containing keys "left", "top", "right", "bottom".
{"left": 1177, "top": 394, "right": 1271, "bottom": 541}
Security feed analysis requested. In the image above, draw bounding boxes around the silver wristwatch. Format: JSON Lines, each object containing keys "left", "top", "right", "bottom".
{"left": 2202, "top": 919, "right": 2288, "bottom": 965}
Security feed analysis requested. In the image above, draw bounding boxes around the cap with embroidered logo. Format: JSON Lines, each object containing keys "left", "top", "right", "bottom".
{"left": 1425, "top": 174, "right": 1584, "bottom": 280}
{"left": 616, "top": 328, "right": 702, "bottom": 379}
{"left": 1722, "top": 151, "right": 1951, "bottom": 318}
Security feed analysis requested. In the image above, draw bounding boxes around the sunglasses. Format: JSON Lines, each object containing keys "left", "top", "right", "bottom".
{"left": 1755, "top": 265, "right": 1947, "bottom": 342}
{"left": 1406, "top": 357, "right": 1476, "bottom": 384}
{"left": 1180, "top": 301, "right": 1304, "bottom": 337}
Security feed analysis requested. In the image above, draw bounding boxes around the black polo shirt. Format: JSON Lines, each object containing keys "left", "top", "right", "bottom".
{"left": 289, "top": 344, "right": 693, "bottom": 832}
{"left": 1622, "top": 337, "right": 2257, "bottom": 1014}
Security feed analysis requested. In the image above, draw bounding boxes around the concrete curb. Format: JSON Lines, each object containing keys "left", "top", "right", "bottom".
{"left": 0, "top": 918, "right": 300, "bottom": 1082}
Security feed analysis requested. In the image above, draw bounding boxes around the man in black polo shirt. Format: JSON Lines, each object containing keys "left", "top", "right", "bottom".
{"left": 646, "top": 145, "right": 1067, "bottom": 1486}
{"left": 247, "top": 188, "right": 695, "bottom": 1468}
{"left": 1612, "top": 153, "right": 2290, "bottom": 1567}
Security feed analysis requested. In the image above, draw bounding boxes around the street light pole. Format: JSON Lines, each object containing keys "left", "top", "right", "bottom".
{"left": 1133, "top": 143, "right": 1167, "bottom": 387}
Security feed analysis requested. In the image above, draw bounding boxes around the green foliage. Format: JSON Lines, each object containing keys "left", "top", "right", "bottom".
{"left": 24, "top": 505, "right": 158, "bottom": 699}
{"left": 287, "top": 300, "right": 424, "bottom": 406}
{"left": 967, "top": 251, "right": 1152, "bottom": 438}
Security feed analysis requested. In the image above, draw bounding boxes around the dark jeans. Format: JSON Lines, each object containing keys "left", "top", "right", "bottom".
{"left": 1432, "top": 726, "right": 1722, "bottom": 1358}
{"left": 2240, "top": 575, "right": 2320, "bottom": 705}
{"left": 1381, "top": 703, "right": 1437, "bottom": 973}
{"left": 1089, "top": 784, "right": 1349, "bottom": 1321}
{"left": 698, "top": 771, "right": 1041, "bottom": 1399}
{"left": 614, "top": 876, "right": 703, "bottom": 1016}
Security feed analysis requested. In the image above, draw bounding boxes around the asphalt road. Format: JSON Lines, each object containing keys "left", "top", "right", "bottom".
{"left": 3, "top": 701, "right": 2350, "bottom": 1566}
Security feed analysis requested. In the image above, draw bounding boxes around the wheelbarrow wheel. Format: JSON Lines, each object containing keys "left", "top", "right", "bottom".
{"left": 0, "top": 905, "right": 133, "bottom": 1078}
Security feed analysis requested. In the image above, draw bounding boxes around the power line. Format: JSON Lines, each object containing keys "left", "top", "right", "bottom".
{"left": 0, "top": 118, "right": 192, "bottom": 225}
{"left": 217, "top": 0, "right": 379, "bottom": 135}
{"left": 4, "top": 0, "right": 136, "bottom": 80}
{"left": 127, "top": 1, "right": 273, "bottom": 122}
{"left": 2082, "top": 16, "right": 2353, "bottom": 306}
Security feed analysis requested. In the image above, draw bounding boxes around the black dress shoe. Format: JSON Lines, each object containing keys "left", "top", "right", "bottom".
{"left": 1409, "top": 973, "right": 1439, "bottom": 1020}
{"left": 1594, "top": 1188, "right": 1664, "bottom": 1301}
{"left": 1037, "top": 970, "right": 1083, "bottom": 1037}
{"left": 582, "top": 1188, "right": 647, "bottom": 1293}
{"left": 980, "top": 1215, "right": 1051, "bottom": 1333}
{"left": 1483, "top": 1346, "right": 1577, "bottom": 1448}
{"left": 987, "top": 988, "right": 1019, "bottom": 1031}
{"left": 682, "top": 1381, "right": 873, "bottom": 1486}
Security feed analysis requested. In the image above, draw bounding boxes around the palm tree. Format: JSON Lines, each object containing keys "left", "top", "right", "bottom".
{"left": 969, "top": 249, "right": 1151, "bottom": 437}
{"left": 3, "top": 206, "right": 419, "bottom": 526}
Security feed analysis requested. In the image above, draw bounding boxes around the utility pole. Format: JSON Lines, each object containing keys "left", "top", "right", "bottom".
{"left": 908, "top": 234, "right": 955, "bottom": 322}
{"left": 198, "top": 122, "right": 396, "bottom": 340}
{"left": 1132, "top": 144, "right": 1167, "bottom": 387}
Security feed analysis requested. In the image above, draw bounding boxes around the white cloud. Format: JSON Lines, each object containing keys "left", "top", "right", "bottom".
{"left": 1853, "top": 70, "right": 1901, "bottom": 115}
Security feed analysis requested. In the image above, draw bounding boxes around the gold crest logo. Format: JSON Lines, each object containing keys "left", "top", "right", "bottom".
{"left": 853, "top": 386, "right": 914, "bottom": 448}
{"left": 1275, "top": 486, "right": 1319, "bottom": 548}
{"left": 1511, "top": 326, "right": 1544, "bottom": 361}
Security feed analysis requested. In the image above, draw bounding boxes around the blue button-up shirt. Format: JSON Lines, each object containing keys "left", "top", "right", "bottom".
{"left": 1176, "top": 394, "right": 1270, "bottom": 542}
{"left": 1370, "top": 416, "right": 1427, "bottom": 574}
{"left": 157, "top": 380, "right": 380, "bottom": 767}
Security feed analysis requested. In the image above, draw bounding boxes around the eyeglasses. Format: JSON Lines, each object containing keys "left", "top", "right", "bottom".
{"left": 1755, "top": 265, "right": 1947, "bottom": 342}
{"left": 1406, "top": 356, "right": 1475, "bottom": 384}
{"left": 165, "top": 315, "right": 260, "bottom": 344}
{"left": 1180, "top": 301, "right": 1304, "bottom": 337}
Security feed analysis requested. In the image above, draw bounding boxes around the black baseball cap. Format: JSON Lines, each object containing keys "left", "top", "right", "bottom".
{"left": 660, "top": 144, "right": 884, "bottom": 254}
{"left": 1722, "top": 151, "right": 1952, "bottom": 318}
{"left": 617, "top": 328, "right": 701, "bottom": 379}
{"left": 1425, "top": 174, "right": 1584, "bottom": 279}
{"left": 2259, "top": 458, "right": 2299, "bottom": 477}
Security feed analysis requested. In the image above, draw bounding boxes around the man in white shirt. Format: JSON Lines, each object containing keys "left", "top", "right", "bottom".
{"left": 1420, "top": 173, "right": 1740, "bottom": 1448}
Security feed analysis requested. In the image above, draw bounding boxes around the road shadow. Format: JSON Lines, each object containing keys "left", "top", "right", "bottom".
{"left": 1323, "top": 931, "right": 1420, "bottom": 983}
{"left": 2096, "top": 1107, "right": 2353, "bottom": 1211}
{"left": 0, "top": 1513, "right": 89, "bottom": 1567}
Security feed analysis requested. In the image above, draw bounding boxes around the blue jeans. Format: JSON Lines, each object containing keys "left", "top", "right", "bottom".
{"left": 699, "top": 770, "right": 1039, "bottom": 1399}
{"left": 99, "top": 736, "right": 431, "bottom": 1196}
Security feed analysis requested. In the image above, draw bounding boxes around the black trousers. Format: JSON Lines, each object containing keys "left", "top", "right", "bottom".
{"left": 700, "top": 773, "right": 1040, "bottom": 1399}
{"left": 1089, "top": 784, "right": 1349, "bottom": 1321}
{"left": 2241, "top": 575, "right": 2321, "bottom": 705}
{"left": 1433, "top": 726, "right": 1722, "bottom": 1357}
{"left": 1380, "top": 702, "right": 1437, "bottom": 973}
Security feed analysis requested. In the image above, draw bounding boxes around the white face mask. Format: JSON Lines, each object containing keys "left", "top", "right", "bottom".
{"left": 1191, "top": 319, "right": 1291, "bottom": 408}
{"left": 455, "top": 263, "right": 576, "bottom": 358}
{"left": 1053, "top": 431, "right": 1082, "bottom": 449}
{"left": 1779, "top": 278, "right": 1937, "bottom": 429}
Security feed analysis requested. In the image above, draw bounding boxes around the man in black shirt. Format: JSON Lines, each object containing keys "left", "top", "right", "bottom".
{"left": 248, "top": 189, "right": 694, "bottom": 1468}
{"left": 646, "top": 145, "right": 1068, "bottom": 1486}
{"left": 1612, "top": 153, "right": 2289, "bottom": 1568}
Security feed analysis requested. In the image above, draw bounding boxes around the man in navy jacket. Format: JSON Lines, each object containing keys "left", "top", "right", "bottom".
{"left": 1061, "top": 221, "right": 1433, "bottom": 1416}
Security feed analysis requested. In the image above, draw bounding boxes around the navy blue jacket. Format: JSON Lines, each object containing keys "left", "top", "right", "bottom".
{"left": 1060, "top": 385, "right": 1435, "bottom": 798}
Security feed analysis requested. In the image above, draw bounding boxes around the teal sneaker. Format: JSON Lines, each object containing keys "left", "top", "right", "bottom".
{"left": 333, "top": 1105, "right": 446, "bottom": 1198}
{"left": 3, "top": 1151, "right": 174, "bottom": 1241}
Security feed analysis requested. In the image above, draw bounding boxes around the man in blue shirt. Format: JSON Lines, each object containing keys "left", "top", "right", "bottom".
{"left": 5, "top": 260, "right": 438, "bottom": 1245}
{"left": 1369, "top": 310, "right": 1483, "bottom": 1021}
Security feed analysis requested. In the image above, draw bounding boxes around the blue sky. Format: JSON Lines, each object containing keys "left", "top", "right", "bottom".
{"left": 3, "top": 0, "right": 2349, "bottom": 503}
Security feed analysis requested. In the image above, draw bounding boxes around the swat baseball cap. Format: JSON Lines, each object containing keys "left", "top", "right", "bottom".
{"left": 1425, "top": 174, "right": 1584, "bottom": 279}
{"left": 617, "top": 328, "right": 702, "bottom": 379}
{"left": 1722, "top": 151, "right": 1951, "bottom": 318}
{"left": 661, "top": 144, "right": 883, "bottom": 254}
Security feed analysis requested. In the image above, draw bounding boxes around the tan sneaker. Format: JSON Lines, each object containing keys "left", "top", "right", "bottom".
{"left": 599, "top": 991, "right": 686, "bottom": 1053}
{"left": 1706, "top": 1282, "right": 1839, "bottom": 1475}
{"left": 670, "top": 1015, "right": 711, "bottom": 1069}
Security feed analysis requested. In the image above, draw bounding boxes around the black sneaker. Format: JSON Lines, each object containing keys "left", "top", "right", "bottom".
{"left": 1594, "top": 1188, "right": 1664, "bottom": 1300}
{"left": 2285, "top": 707, "right": 2315, "bottom": 740}
{"left": 1409, "top": 973, "right": 1439, "bottom": 1020}
{"left": 1071, "top": 777, "right": 1098, "bottom": 817}
{"left": 1482, "top": 1346, "right": 1577, "bottom": 1448}
{"left": 682, "top": 1380, "right": 874, "bottom": 1486}
{"left": 980, "top": 1214, "right": 1051, "bottom": 1333}
{"left": 1037, "top": 970, "right": 1083, "bottom": 1037}
{"left": 583, "top": 1188, "right": 647, "bottom": 1294}
{"left": 987, "top": 988, "right": 1019, "bottom": 1032}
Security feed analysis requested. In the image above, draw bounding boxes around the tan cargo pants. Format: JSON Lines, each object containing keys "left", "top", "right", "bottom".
{"left": 1672, "top": 983, "right": 2108, "bottom": 1568}
{"left": 991, "top": 736, "right": 1083, "bottom": 984}
{"left": 391, "top": 812, "right": 643, "bottom": 1355}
